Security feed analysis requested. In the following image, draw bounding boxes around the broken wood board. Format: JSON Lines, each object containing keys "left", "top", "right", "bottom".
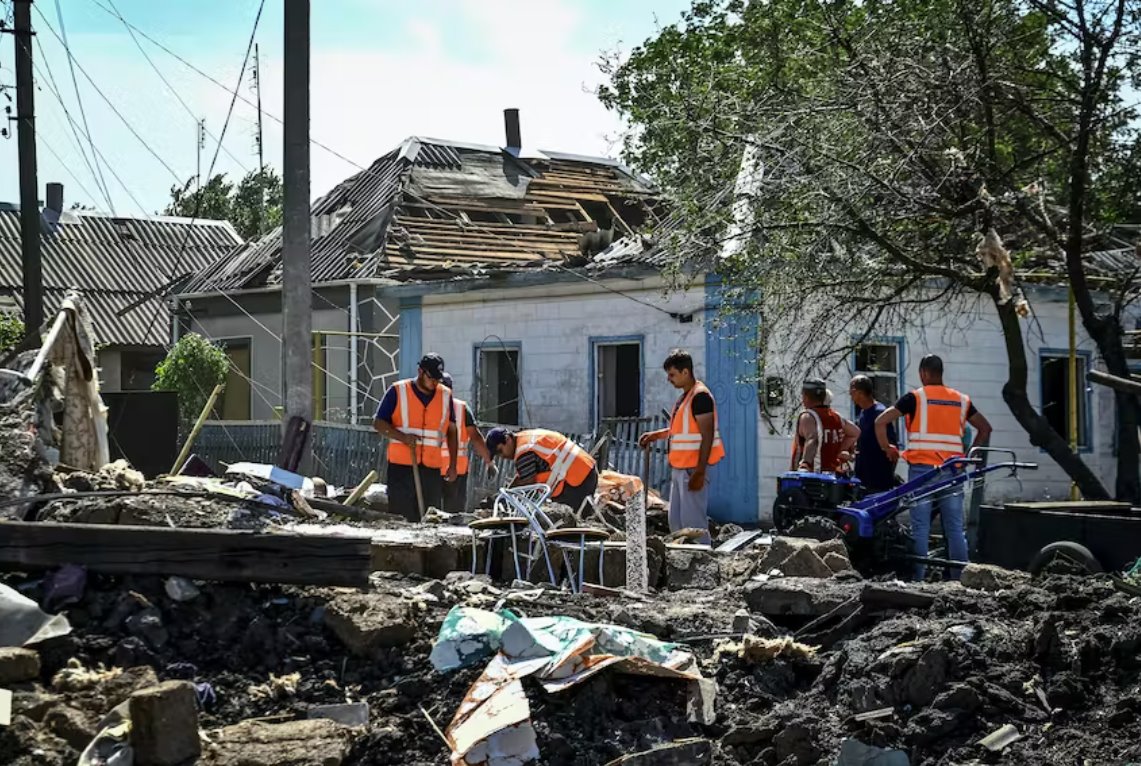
{"left": 0, "top": 522, "right": 370, "bottom": 587}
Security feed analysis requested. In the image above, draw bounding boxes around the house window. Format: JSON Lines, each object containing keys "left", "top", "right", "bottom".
{"left": 594, "top": 340, "right": 641, "bottom": 424}
{"left": 1040, "top": 352, "right": 1091, "bottom": 449}
{"left": 120, "top": 350, "right": 164, "bottom": 391}
{"left": 214, "top": 339, "right": 251, "bottom": 421}
{"left": 476, "top": 346, "right": 520, "bottom": 425}
{"left": 853, "top": 343, "right": 902, "bottom": 406}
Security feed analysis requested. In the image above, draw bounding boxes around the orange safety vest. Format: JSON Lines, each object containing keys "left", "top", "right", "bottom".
{"left": 903, "top": 385, "right": 970, "bottom": 466}
{"left": 439, "top": 398, "right": 471, "bottom": 476}
{"left": 668, "top": 381, "right": 725, "bottom": 469}
{"left": 513, "top": 428, "right": 595, "bottom": 497}
{"left": 386, "top": 379, "right": 452, "bottom": 469}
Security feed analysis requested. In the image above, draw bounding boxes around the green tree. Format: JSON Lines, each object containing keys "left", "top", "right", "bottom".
{"left": 602, "top": 0, "right": 1141, "bottom": 499}
{"left": 153, "top": 333, "right": 229, "bottom": 427}
{"left": 163, "top": 167, "right": 283, "bottom": 241}
{"left": 0, "top": 315, "right": 25, "bottom": 351}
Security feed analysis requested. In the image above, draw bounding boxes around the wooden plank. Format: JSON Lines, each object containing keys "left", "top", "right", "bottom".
{"left": 0, "top": 522, "right": 371, "bottom": 587}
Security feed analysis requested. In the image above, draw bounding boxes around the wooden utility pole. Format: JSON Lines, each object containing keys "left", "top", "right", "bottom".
{"left": 282, "top": 0, "right": 312, "bottom": 469}
{"left": 13, "top": 0, "right": 43, "bottom": 340}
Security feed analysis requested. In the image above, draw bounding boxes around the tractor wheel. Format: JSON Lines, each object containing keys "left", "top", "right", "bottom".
{"left": 786, "top": 515, "right": 844, "bottom": 542}
{"left": 1029, "top": 541, "right": 1103, "bottom": 577}
{"left": 772, "top": 488, "right": 811, "bottom": 533}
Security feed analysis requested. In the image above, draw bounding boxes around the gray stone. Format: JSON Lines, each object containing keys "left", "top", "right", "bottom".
{"left": 960, "top": 563, "right": 1030, "bottom": 593}
{"left": 665, "top": 549, "right": 720, "bottom": 590}
{"left": 324, "top": 593, "right": 416, "bottom": 656}
{"left": 129, "top": 681, "right": 202, "bottom": 766}
{"left": 837, "top": 737, "right": 910, "bottom": 766}
{"left": 824, "top": 552, "right": 854, "bottom": 573}
{"left": 125, "top": 608, "right": 169, "bottom": 649}
{"left": 686, "top": 679, "right": 718, "bottom": 725}
{"left": 43, "top": 704, "right": 96, "bottom": 749}
{"left": 744, "top": 578, "right": 861, "bottom": 617}
{"left": 200, "top": 719, "right": 353, "bottom": 766}
{"left": 813, "top": 538, "right": 850, "bottom": 560}
{"left": 776, "top": 546, "right": 834, "bottom": 579}
{"left": 730, "top": 609, "right": 752, "bottom": 634}
{"left": 307, "top": 702, "right": 369, "bottom": 727}
{"left": 0, "top": 648, "right": 40, "bottom": 685}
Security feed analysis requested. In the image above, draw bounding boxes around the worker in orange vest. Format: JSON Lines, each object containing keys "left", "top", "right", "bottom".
{"left": 875, "top": 354, "right": 992, "bottom": 580}
{"left": 372, "top": 353, "right": 459, "bottom": 521}
{"left": 790, "top": 378, "right": 860, "bottom": 473}
{"left": 438, "top": 373, "right": 494, "bottom": 512}
{"left": 485, "top": 427, "right": 599, "bottom": 513}
{"left": 639, "top": 349, "right": 724, "bottom": 545}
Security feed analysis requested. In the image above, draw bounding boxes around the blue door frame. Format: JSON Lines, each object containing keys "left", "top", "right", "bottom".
{"left": 704, "top": 277, "right": 759, "bottom": 523}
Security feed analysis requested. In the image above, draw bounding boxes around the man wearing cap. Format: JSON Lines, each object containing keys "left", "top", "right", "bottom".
{"left": 372, "top": 353, "right": 459, "bottom": 521}
{"left": 438, "top": 373, "right": 494, "bottom": 512}
{"left": 486, "top": 427, "right": 599, "bottom": 513}
{"left": 791, "top": 378, "right": 860, "bottom": 473}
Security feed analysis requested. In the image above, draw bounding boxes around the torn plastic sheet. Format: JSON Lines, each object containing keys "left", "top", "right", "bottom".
{"left": 437, "top": 610, "right": 701, "bottom": 765}
{"left": 77, "top": 700, "right": 133, "bottom": 766}
{"left": 430, "top": 607, "right": 513, "bottom": 673}
{"left": 0, "top": 582, "right": 72, "bottom": 647}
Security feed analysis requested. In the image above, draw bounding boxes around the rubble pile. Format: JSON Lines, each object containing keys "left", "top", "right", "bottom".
{"left": 1, "top": 557, "right": 1139, "bottom": 764}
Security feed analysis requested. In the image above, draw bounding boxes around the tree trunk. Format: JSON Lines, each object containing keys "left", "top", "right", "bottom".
{"left": 993, "top": 295, "right": 1111, "bottom": 499}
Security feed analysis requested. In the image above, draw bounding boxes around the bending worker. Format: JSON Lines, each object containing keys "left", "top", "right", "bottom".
{"left": 438, "top": 373, "right": 494, "bottom": 512}
{"left": 639, "top": 349, "right": 724, "bottom": 545}
{"left": 372, "top": 353, "right": 458, "bottom": 521}
{"left": 485, "top": 427, "right": 599, "bottom": 512}
{"left": 791, "top": 378, "right": 859, "bottom": 473}
{"left": 875, "top": 354, "right": 992, "bottom": 581}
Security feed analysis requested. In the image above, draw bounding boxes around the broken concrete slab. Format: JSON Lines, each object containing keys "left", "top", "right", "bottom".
{"left": 307, "top": 701, "right": 369, "bottom": 727}
{"left": 776, "top": 546, "right": 834, "bottom": 578}
{"left": 324, "top": 593, "right": 417, "bottom": 656}
{"left": 0, "top": 647, "right": 41, "bottom": 685}
{"left": 664, "top": 548, "right": 720, "bottom": 590}
{"left": 369, "top": 526, "right": 471, "bottom": 579}
{"left": 200, "top": 719, "right": 354, "bottom": 766}
{"left": 960, "top": 563, "right": 1031, "bottom": 592}
{"left": 687, "top": 679, "right": 717, "bottom": 725}
{"left": 745, "top": 578, "right": 862, "bottom": 618}
{"left": 129, "top": 680, "right": 202, "bottom": 766}
{"left": 824, "top": 552, "right": 854, "bottom": 573}
{"left": 42, "top": 703, "right": 96, "bottom": 749}
{"left": 608, "top": 737, "right": 713, "bottom": 765}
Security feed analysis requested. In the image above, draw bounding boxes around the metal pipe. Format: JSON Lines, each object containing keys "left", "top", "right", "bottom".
{"left": 21, "top": 304, "right": 71, "bottom": 384}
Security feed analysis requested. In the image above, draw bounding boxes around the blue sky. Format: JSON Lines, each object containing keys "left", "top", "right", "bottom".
{"left": 0, "top": 0, "right": 691, "bottom": 215}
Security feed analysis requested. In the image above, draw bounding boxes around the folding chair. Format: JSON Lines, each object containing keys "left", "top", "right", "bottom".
{"left": 507, "top": 484, "right": 610, "bottom": 594}
{"left": 468, "top": 484, "right": 555, "bottom": 583}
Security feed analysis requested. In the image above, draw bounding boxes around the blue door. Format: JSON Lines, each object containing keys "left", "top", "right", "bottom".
{"left": 704, "top": 278, "right": 759, "bottom": 523}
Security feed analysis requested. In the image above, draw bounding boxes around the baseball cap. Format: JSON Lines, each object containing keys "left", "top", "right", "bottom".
{"left": 419, "top": 353, "right": 445, "bottom": 380}
{"left": 441, "top": 372, "right": 454, "bottom": 389}
{"left": 802, "top": 377, "right": 827, "bottom": 394}
{"left": 485, "top": 427, "right": 510, "bottom": 452}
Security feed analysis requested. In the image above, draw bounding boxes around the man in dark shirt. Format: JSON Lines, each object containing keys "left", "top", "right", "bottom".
{"left": 848, "top": 375, "right": 898, "bottom": 492}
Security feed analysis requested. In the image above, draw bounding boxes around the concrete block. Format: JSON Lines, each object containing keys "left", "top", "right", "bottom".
{"left": 201, "top": 719, "right": 352, "bottom": 766}
{"left": 687, "top": 679, "right": 717, "bottom": 725}
{"left": 960, "top": 563, "right": 1031, "bottom": 592}
{"left": 744, "top": 578, "right": 861, "bottom": 618}
{"left": 0, "top": 648, "right": 40, "bottom": 685}
{"left": 324, "top": 593, "right": 416, "bottom": 656}
{"left": 129, "top": 681, "right": 202, "bottom": 766}
{"left": 665, "top": 548, "right": 720, "bottom": 590}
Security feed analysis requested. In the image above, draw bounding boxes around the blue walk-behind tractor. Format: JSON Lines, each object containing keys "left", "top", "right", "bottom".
{"left": 771, "top": 448, "right": 1038, "bottom": 576}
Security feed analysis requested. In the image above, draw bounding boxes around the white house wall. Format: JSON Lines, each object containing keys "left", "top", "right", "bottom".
{"left": 420, "top": 278, "right": 709, "bottom": 435}
{"left": 758, "top": 288, "right": 1124, "bottom": 518}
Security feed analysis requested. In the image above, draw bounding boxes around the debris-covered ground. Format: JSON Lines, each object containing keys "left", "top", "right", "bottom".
{"left": 3, "top": 553, "right": 1141, "bottom": 765}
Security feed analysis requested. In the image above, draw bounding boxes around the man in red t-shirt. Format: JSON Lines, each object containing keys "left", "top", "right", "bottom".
{"left": 790, "top": 378, "right": 859, "bottom": 473}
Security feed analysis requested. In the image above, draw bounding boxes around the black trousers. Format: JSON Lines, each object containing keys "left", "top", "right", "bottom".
{"left": 552, "top": 468, "right": 599, "bottom": 513}
{"left": 442, "top": 473, "right": 469, "bottom": 512}
{"left": 386, "top": 462, "right": 444, "bottom": 522}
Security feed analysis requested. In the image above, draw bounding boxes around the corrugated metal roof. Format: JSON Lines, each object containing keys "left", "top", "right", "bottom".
{"left": 0, "top": 209, "right": 241, "bottom": 346}
{"left": 181, "top": 136, "right": 661, "bottom": 292}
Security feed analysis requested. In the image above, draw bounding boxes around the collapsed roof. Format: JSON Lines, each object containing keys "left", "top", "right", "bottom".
{"left": 180, "top": 135, "right": 661, "bottom": 293}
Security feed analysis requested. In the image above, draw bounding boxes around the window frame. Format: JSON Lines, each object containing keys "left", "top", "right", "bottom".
{"left": 589, "top": 335, "right": 645, "bottom": 428}
{"left": 472, "top": 341, "right": 523, "bottom": 426}
{"left": 849, "top": 338, "right": 906, "bottom": 420}
{"left": 1038, "top": 348, "right": 1094, "bottom": 453}
{"left": 214, "top": 335, "right": 254, "bottom": 421}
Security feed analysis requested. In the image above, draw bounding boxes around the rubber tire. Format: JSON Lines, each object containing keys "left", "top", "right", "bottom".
{"left": 772, "top": 488, "right": 811, "bottom": 533}
{"left": 1029, "top": 541, "right": 1103, "bottom": 577}
{"left": 786, "top": 515, "right": 844, "bottom": 542}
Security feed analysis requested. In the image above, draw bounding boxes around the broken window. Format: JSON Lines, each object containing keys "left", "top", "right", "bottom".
{"left": 853, "top": 343, "right": 901, "bottom": 406}
{"left": 120, "top": 350, "right": 164, "bottom": 391}
{"left": 214, "top": 339, "right": 252, "bottom": 421}
{"left": 476, "top": 347, "right": 520, "bottom": 425}
{"left": 1040, "top": 353, "right": 1091, "bottom": 449}
{"left": 595, "top": 342, "right": 641, "bottom": 424}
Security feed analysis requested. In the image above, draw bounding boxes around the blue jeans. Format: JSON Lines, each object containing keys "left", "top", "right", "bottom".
{"left": 908, "top": 463, "right": 968, "bottom": 581}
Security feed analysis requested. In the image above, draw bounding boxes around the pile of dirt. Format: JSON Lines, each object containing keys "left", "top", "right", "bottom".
{"left": 2, "top": 566, "right": 1140, "bottom": 765}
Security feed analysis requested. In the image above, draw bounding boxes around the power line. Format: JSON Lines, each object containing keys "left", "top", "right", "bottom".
{"left": 51, "top": 0, "right": 114, "bottom": 210}
{"left": 33, "top": 3, "right": 184, "bottom": 183}
{"left": 37, "top": 132, "right": 102, "bottom": 206}
{"left": 139, "top": 0, "right": 265, "bottom": 347}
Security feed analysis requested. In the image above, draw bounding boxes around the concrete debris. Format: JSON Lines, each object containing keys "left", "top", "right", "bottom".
{"left": 756, "top": 536, "right": 850, "bottom": 579}
{"left": 307, "top": 701, "right": 370, "bottom": 727}
{"left": 836, "top": 738, "right": 910, "bottom": 766}
{"left": 42, "top": 704, "right": 96, "bottom": 749}
{"left": 823, "top": 552, "right": 855, "bottom": 573}
{"left": 960, "top": 563, "right": 1031, "bottom": 592}
{"left": 0, "top": 648, "right": 41, "bottom": 685}
{"left": 200, "top": 719, "right": 354, "bottom": 766}
{"left": 0, "top": 688, "right": 10, "bottom": 727}
{"left": 129, "top": 680, "right": 202, "bottom": 766}
{"left": 608, "top": 737, "right": 713, "bottom": 764}
{"left": 664, "top": 547, "right": 720, "bottom": 590}
{"left": 744, "top": 577, "right": 861, "bottom": 617}
{"left": 686, "top": 678, "right": 718, "bottom": 725}
{"left": 978, "top": 723, "right": 1023, "bottom": 752}
{"left": 323, "top": 593, "right": 417, "bottom": 656}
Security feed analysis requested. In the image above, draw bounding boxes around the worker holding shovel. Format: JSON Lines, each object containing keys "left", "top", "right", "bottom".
{"left": 372, "top": 353, "right": 459, "bottom": 521}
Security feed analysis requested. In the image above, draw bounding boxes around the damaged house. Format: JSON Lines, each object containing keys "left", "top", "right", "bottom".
{"left": 177, "top": 111, "right": 1137, "bottom": 523}
{"left": 0, "top": 185, "right": 243, "bottom": 391}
